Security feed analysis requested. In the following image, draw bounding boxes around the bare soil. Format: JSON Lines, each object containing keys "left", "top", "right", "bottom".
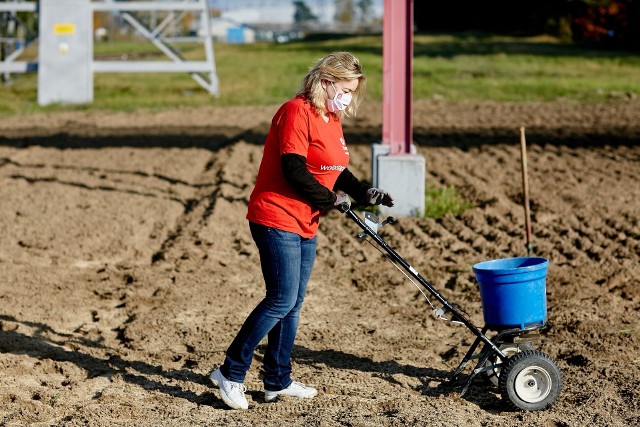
{"left": 1, "top": 99, "right": 639, "bottom": 426}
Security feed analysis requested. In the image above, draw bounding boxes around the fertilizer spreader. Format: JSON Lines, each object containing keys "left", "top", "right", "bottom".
{"left": 341, "top": 206, "right": 562, "bottom": 411}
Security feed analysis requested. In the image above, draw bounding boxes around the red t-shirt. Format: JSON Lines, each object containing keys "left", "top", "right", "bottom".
{"left": 247, "top": 96, "right": 350, "bottom": 238}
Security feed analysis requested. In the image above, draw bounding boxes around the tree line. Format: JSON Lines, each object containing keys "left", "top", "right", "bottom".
{"left": 414, "top": 0, "right": 640, "bottom": 50}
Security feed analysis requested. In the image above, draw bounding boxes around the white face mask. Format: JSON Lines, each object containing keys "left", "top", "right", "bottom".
{"left": 326, "top": 82, "right": 353, "bottom": 112}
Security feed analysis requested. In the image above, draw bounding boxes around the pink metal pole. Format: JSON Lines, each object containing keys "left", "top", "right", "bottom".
{"left": 382, "top": 0, "right": 413, "bottom": 155}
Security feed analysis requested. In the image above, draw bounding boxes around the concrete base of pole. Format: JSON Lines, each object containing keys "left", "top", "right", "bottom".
{"left": 371, "top": 143, "right": 425, "bottom": 217}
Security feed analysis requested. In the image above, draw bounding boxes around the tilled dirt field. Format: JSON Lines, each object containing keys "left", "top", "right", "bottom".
{"left": 0, "top": 100, "right": 639, "bottom": 426}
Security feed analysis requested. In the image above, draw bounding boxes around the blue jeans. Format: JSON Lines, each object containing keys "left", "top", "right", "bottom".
{"left": 220, "top": 222, "right": 316, "bottom": 391}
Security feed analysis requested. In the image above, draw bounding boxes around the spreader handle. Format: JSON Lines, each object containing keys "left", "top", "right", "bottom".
{"left": 337, "top": 202, "right": 351, "bottom": 213}
{"left": 342, "top": 207, "right": 507, "bottom": 360}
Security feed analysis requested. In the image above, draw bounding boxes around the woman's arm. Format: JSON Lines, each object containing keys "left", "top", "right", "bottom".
{"left": 281, "top": 153, "right": 337, "bottom": 210}
{"left": 334, "top": 167, "right": 369, "bottom": 204}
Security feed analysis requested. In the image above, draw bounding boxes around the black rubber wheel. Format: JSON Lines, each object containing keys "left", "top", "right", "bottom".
{"left": 484, "top": 342, "right": 535, "bottom": 386}
{"left": 498, "top": 350, "right": 562, "bottom": 411}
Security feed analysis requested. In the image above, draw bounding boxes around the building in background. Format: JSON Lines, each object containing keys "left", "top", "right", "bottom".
{"left": 206, "top": 17, "right": 256, "bottom": 43}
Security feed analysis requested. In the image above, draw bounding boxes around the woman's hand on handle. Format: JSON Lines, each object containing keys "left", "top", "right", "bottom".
{"left": 334, "top": 193, "right": 351, "bottom": 213}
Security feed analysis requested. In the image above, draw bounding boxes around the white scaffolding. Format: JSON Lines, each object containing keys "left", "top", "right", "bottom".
{"left": 0, "top": 0, "right": 219, "bottom": 99}
{"left": 0, "top": 1, "right": 38, "bottom": 79}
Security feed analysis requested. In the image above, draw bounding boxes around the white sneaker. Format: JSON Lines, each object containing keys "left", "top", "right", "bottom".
{"left": 210, "top": 368, "right": 249, "bottom": 410}
{"left": 264, "top": 381, "right": 318, "bottom": 403}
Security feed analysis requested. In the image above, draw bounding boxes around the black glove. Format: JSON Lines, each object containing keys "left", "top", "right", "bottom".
{"left": 365, "top": 188, "right": 394, "bottom": 207}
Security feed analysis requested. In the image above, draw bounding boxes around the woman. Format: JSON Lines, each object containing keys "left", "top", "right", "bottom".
{"left": 210, "top": 51, "right": 394, "bottom": 410}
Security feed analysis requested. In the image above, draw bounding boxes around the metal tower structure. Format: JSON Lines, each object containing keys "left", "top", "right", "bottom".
{"left": 0, "top": 0, "right": 219, "bottom": 105}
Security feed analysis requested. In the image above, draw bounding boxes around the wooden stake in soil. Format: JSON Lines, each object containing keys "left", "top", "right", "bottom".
{"left": 520, "top": 127, "right": 533, "bottom": 255}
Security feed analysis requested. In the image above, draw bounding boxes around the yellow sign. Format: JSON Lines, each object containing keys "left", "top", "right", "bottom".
{"left": 53, "top": 23, "right": 76, "bottom": 35}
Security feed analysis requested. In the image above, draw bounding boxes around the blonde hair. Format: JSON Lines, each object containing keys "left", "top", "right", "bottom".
{"left": 297, "top": 51, "right": 366, "bottom": 118}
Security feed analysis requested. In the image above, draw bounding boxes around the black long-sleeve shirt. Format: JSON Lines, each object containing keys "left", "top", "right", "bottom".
{"left": 281, "top": 153, "right": 369, "bottom": 210}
